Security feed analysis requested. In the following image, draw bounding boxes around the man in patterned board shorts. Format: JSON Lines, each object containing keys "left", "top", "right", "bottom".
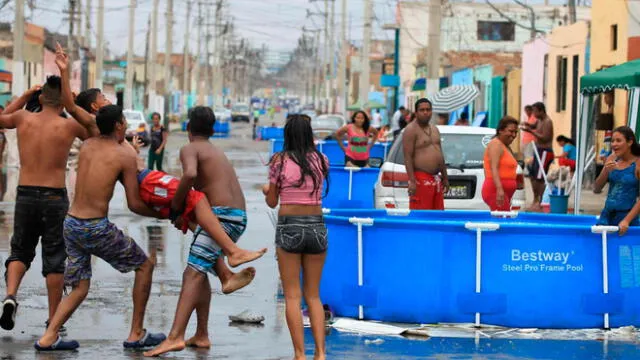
{"left": 35, "top": 105, "right": 166, "bottom": 351}
{"left": 144, "top": 107, "right": 261, "bottom": 357}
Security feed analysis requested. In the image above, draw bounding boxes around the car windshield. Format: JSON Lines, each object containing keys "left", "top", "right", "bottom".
{"left": 312, "top": 116, "right": 343, "bottom": 129}
{"left": 390, "top": 132, "right": 493, "bottom": 168}
{"left": 123, "top": 111, "right": 144, "bottom": 122}
{"left": 233, "top": 105, "right": 249, "bottom": 112}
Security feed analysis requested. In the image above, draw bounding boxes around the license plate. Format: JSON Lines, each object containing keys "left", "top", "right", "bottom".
{"left": 445, "top": 185, "right": 468, "bottom": 199}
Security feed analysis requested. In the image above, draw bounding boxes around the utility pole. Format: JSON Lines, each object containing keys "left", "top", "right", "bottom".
{"left": 12, "top": 0, "right": 25, "bottom": 96}
{"left": 195, "top": 1, "right": 202, "bottom": 104}
{"left": 568, "top": 0, "right": 577, "bottom": 24}
{"left": 85, "top": 0, "right": 91, "bottom": 48}
{"left": 183, "top": 0, "right": 192, "bottom": 113}
{"left": 143, "top": 15, "right": 151, "bottom": 108}
{"left": 426, "top": 0, "right": 442, "bottom": 81}
{"left": 149, "top": 0, "right": 159, "bottom": 110}
{"left": 337, "top": 0, "right": 347, "bottom": 114}
{"left": 314, "top": 31, "right": 321, "bottom": 110}
{"left": 323, "top": 0, "right": 329, "bottom": 113}
{"left": 95, "top": 0, "right": 104, "bottom": 89}
{"left": 68, "top": 0, "right": 77, "bottom": 60}
{"left": 359, "top": 0, "right": 371, "bottom": 106}
{"left": 212, "top": 0, "right": 222, "bottom": 106}
{"left": 124, "top": 0, "right": 135, "bottom": 110}
{"left": 328, "top": 0, "right": 335, "bottom": 113}
{"left": 205, "top": 3, "right": 213, "bottom": 105}
{"left": 164, "top": 0, "right": 174, "bottom": 120}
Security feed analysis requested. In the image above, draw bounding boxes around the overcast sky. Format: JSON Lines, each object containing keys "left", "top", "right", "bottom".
{"left": 2, "top": 0, "right": 573, "bottom": 57}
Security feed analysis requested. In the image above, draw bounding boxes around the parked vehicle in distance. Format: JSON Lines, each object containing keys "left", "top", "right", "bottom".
{"left": 214, "top": 107, "right": 232, "bottom": 123}
{"left": 231, "top": 103, "right": 251, "bottom": 122}
{"left": 374, "top": 125, "right": 525, "bottom": 211}
{"left": 311, "top": 114, "right": 346, "bottom": 140}
{"left": 123, "top": 109, "right": 149, "bottom": 145}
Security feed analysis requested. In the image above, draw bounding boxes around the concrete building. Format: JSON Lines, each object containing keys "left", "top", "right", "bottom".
{"left": 545, "top": 21, "right": 589, "bottom": 156}
{"left": 396, "top": 1, "right": 591, "bottom": 91}
{"left": 520, "top": 37, "right": 550, "bottom": 122}
{"left": 590, "top": 0, "right": 640, "bottom": 130}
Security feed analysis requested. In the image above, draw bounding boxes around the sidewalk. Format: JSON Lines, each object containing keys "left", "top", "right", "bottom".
{"left": 522, "top": 179, "right": 606, "bottom": 215}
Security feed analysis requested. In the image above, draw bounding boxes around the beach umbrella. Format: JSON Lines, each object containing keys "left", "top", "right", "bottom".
{"left": 428, "top": 85, "right": 480, "bottom": 113}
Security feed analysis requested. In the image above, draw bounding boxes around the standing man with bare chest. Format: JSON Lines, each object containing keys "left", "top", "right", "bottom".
{"left": 403, "top": 98, "right": 449, "bottom": 210}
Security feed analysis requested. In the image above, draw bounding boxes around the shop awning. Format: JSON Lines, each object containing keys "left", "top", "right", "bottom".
{"left": 412, "top": 78, "right": 426, "bottom": 92}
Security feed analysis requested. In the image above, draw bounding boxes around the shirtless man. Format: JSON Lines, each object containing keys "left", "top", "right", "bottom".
{"left": 144, "top": 106, "right": 258, "bottom": 357}
{"left": 0, "top": 72, "right": 99, "bottom": 333}
{"left": 522, "top": 101, "right": 554, "bottom": 212}
{"left": 403, "top": 98, "right": 449, "bottom": 210}
{"left": 35, "top": 105, "right": 166, "bottom": 351}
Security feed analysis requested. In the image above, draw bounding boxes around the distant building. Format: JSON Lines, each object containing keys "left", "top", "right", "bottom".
{"left": 263, "top": 50, "right": 291, "bottom": 75}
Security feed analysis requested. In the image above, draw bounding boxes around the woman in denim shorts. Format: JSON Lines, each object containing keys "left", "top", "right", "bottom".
{"left": 263, "top": 114, "right": 329, "bottom": 360}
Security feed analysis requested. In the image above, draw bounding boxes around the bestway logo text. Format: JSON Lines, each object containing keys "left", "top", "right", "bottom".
{"left": 511, "top": 249, "right": 572, "bottom": 265}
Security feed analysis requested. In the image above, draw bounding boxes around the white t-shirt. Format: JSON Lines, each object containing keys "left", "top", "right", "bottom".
{"left": 391, "top": 110, "right": 402, "bottom": 131}
{"left": 371, "top": 113, "right": 382, "bottom": 128}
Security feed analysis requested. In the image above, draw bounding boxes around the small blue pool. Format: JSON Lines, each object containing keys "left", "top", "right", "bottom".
{"left": 259, "top": 127, "right": 284, "bottom": 141}
{"left": 271, "top": 139, "right": 391, "bottom": 166}
{"left": 320, "top": 209, "right": 640, "bottom": 329}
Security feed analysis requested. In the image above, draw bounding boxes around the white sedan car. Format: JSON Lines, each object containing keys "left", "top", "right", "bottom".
{"left": 374, "top": 125, "right": 525, "bottom": 210}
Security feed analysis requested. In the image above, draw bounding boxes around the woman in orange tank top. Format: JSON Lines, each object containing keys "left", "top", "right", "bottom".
{"left": 482, "top": 117, "right": 519, "bottom": 211}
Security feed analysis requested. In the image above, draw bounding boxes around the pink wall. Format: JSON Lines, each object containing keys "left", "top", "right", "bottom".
{"left": 520, "top": 38, "right": 550, "bottom": 122}
{"left": 43, "top": 48, "right": 82, "bottom": 93}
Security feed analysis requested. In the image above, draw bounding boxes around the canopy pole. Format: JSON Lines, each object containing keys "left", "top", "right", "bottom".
{"left": 575, "top": 95, "right": 590, "bottom": 214}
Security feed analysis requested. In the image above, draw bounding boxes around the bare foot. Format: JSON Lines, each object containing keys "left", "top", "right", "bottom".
{"left": 228, "top": 248, "right": 267, "bottom": 268}
{"left": 185, "top": 335, "right": 211, "bottom": 348}
{"left": 222, "top": 267, "right": 256, "bottom": 294}
{"left": 143, "top": 338, "right": 186, "bottom": 357}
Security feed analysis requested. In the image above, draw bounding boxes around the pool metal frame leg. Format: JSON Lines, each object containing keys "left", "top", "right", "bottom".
{"left": 349, "top": 217, "right": 374, "bottom": 320}
{"left": 591, "top": 225, "right": 619, "bottom": 329}
{"left": 465, "top": 222, "right": 500, "bottom": 327}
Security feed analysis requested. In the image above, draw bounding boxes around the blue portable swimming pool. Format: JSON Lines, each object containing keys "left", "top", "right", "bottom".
{"left": 260, "top": 127, "right": 284, "bottom": 141}
{"left": 271, "top": 139, "right": 391, "bottom": 166}
{"left": 323, "top": 167, "right": 380, "bottom": 209}
{"left": 213, "top": 121, "right": 230, "bottom": 136}
{"left": 320, "top": 209, "right": 640, "bottom": 329}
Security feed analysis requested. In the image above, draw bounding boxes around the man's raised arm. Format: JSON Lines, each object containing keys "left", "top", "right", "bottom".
{"left": 55, "top": 42, "right": 99, "bottom": 137}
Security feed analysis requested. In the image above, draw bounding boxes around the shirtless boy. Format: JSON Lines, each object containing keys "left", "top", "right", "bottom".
{"left": 0, "top": 73, "right": 99, "bottom": 333}
{"left": 403, "top": 98, "right": 449, "bottom": 210}
{"left": 144, "top": 106, "right": 259, "bottom": 357}
{"left": 35, "top": 105, "right": 166, "bottom": 351}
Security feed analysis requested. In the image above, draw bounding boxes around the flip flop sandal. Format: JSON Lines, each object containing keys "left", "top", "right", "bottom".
{"left": 123, "top": 329, "right": 167, "bottom": 349}
{"left": 34, "top": 336, "right": 80, "bottom": 351}
{"left": 228, "top": 310, "right": 265, "bottom": 324}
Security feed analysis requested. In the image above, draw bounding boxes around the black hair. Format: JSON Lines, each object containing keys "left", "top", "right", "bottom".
{"left": 151, "top": 112, "right": 161, "bottom": 120}
{"left": 414, "top": 98, "right": 432, "bottom": 112}
{"left": 96, "top": 104, "right": 124, "bottom": 135}
{"left": 556, "top": 135, "right": 575, "bottom": 145}
{"left": 188, "top": 106, "right": 215, "bottom": 137}
{"left": 613, "top": 126, "right": 640, "bottom": 157}
{"left": 460, "top": 111, "right": 469, "bottom": 120}
{"left": 40, "top": 75, "right": 62, "bottom": 107}
{"left": 75, "top": 88, "right": 102, "bottom": 113}
{"left": 351, "top": 110, "right": 371, "bottom": 133}
{"left": 25, "top": 89, "right": 43, "bottom": 112}
{"left": 272, "top": 114, "right": 329, "bottom": 198}
{"left": 524, "top": 105, "right": 533, "bottom": 111}
{"left": 496, "top": 116, "right": 519, "bottom": 136}
{"left": 398, "top": 106, "right": 406, "bottom": 111}
{"left": 532, "top": 102, "right": 546, "bottom": 114}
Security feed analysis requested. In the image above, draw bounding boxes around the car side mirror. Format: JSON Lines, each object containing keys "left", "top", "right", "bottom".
{"left": 368, "top": 158, "right": 383, "bottom": 168}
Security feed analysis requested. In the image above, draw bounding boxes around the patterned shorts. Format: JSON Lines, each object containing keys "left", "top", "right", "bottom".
{"left": 188, "top": 207, "right": 247, "bottom": 276}
{"left": 64, "top": 215, "right": 148, "bottom": 286}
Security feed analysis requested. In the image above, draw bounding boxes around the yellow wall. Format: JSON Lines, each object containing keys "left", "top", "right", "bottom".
{"left": 546, "top": 21, "right": 589, "bottom": 156}
{"left": 590, "top": 0, "right": 629, "bottom": 128}
{"left": 506, "top": 68, "right": 522, "bottom": 155}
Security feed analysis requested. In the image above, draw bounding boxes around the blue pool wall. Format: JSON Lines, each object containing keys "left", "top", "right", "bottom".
{"left": 322, "top": 167, "right": 380, "bottom": 209}
{"left": 259, "top": 127, "right": 284, "bottom": 141}
{"left": 271, "top": 139, "right": 390, "bottom": 166}
{"left": 319, "top": 209, "right": 640, "bottom": 329}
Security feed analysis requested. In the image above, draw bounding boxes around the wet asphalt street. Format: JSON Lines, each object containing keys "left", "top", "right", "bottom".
{"left": 0, "top": 117, "right": 639, "bottom": 359}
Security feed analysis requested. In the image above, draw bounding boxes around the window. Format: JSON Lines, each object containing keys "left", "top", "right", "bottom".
{"left": 611, "top": 24, "right": 618, "bottom": 50}
{"left": 477, "top": 21, "right": 515, "bottom": 41}
{"left": 543, "top": 55, "right": 548, "bottom": 102}
{"left": 556, "top": 56, "right": 568, "bottom": 112}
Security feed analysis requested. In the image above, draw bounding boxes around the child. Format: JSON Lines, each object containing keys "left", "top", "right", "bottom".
{"left": 144, "top": 107, "right": 261, "bottom": 357}
{"left": 555, "top": 135, "right": 576, "bottom": 171}
{"left": 263, "top": 114, "right": 329, "bottom": 360}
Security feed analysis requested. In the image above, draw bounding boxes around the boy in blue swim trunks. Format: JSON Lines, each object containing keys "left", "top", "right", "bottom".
{"left": 145, "top": 106, "right": 258, "bottom": 357}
